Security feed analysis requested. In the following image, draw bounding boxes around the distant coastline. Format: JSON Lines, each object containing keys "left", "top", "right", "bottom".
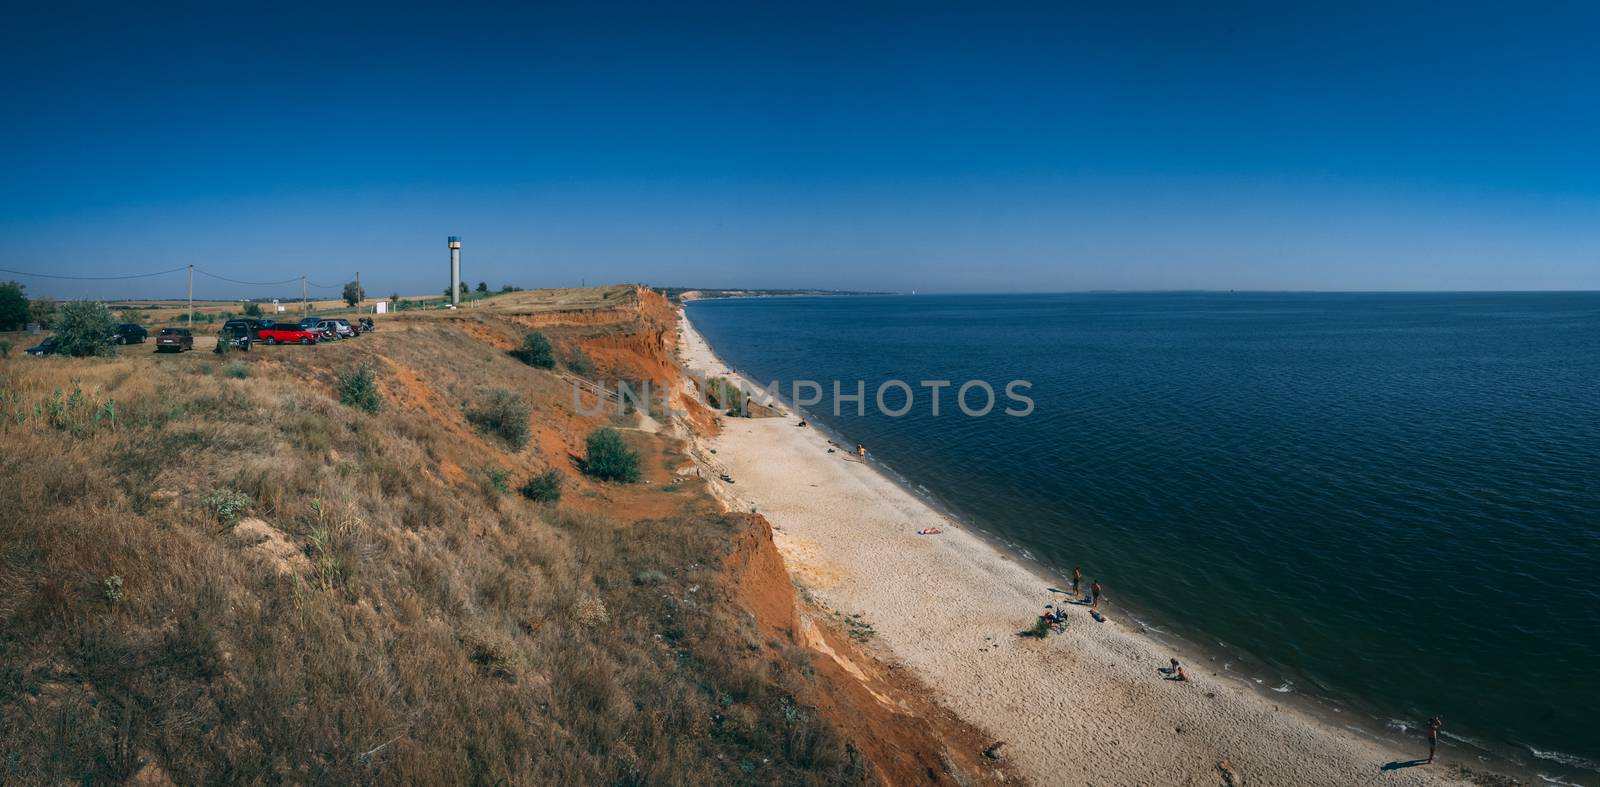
{"left": 658, "top": 287, "right": 891, "bottom": 303}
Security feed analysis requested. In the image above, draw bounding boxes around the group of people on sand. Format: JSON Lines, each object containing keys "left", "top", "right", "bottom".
{"left": 1069, "top": 567, "right": 1104, "bottom": 610}
{"left": 1027, "top": 568, "right": 1108, "bottom": 636}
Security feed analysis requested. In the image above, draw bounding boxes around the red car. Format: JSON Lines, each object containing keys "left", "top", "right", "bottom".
{"left": 256, "top": 325, "right": 320, "bottom": 345}
{"left": 154, "top": 327, "right": 194, "bottom": 352}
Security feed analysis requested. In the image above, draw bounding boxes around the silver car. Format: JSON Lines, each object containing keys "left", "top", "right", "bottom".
{"left": 315, "top": 319, "right": 353, "bottom": 339}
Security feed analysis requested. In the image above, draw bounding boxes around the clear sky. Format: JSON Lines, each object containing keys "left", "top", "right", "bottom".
{"left": 3, "top": 1, "right": 1597, "bottom": 299}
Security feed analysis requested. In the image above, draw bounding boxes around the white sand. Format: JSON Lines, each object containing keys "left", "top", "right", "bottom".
{"left": 676, "top": 311, "right": 1482, "bottom": 787}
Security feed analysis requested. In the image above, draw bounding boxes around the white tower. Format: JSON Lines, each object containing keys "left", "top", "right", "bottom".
{"left": 448, "top": 236, "right": 462, "bottom": 307}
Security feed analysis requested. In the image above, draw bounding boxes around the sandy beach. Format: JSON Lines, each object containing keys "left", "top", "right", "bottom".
{"left": 676, "top": 310, "right": 1489, "bottom": 787}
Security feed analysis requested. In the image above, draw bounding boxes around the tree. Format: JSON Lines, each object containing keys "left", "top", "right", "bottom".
{"left": 476, "top": 281, "right": 488, "bottom": 294}
{"left": 54, "top": 300, "right": 117, "bottom": 357}
{"left": 584, "top": 428, "right": 641, "bottom": 483}
{"left": 343, "top": 280, "right": 365, "bottom": 307}
{"left": 0, "top": 281, "right": 27, "bottom": 331}
{"left": 29, "top": 295, "right": 58, "bottom": 328}
{"left": 388, "top": 292, "right": 400, "bottom": 304}
{"left": 242, "top": 301, "right": 263, "bottom": 317}
{"left": 499, "top": 284, "right": 515, "bottom": 293}
{"left": 117, "top": 306, "right": 146, "bottom": 324}
{"left": 459, "top": 281, "right": 469, "bottom": 297}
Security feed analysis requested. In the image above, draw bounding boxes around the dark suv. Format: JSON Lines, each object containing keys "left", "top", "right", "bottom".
{"left": 110, "top": 323, "right": 148, "bottom": 344}
{"left": 221, "top": 319, "right": 267, "bottom": 339}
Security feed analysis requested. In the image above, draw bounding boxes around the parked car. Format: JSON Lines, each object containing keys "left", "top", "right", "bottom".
{"left": 298, "top": 317, "right": 336, "bottom": 340}
{"left": 155, "top": 327, "right": 194, "bottom": 352}
{"left": 313, "top": 319, "right": 352, "bottom": 339}
{"left": 332, "top": 319, "right": 358, "bottom": 338}
{"left": 110, "top": 323, "right": 148, "bottom": 344}
{"left": 24, "top": 337, "right": 59, "bottom": 356}
{"left": 221, "top": 319, "right": 267, "bottom": 340}
{"left": 257, "top": 324, "right": 320, "bottom": 345}
{"left": 215, "top": 325, "right": 252, "bottom": 353}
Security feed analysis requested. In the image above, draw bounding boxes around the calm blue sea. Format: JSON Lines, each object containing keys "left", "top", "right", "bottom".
{"left": 686, "top": 292, "right": 1600, "bottom": 779}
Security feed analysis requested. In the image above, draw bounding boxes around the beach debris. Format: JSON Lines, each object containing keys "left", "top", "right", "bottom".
{"left": 916, "top": 527, "right": 943, "bottom": 535}
{"left": 1217, "top": 759, "right": 1242, "bottom": 786}
{"left": 982, "top": 742, "right": 1006, "bottom": 760}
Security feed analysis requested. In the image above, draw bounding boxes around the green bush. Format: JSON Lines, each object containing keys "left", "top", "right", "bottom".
{"left": 519, "top": 469, "right": 562, "bottom": 504}
{"left": 223, "top": 361, "right": 250, "bottom": 379}
{"left": 337, "top": 367, "right": 381, "bottom": 413}
{"left": 0, "top": 340, "right": 12, "bottom": 358}
{"left": 513, "top": 331, "right": 555, "bottom": 369}
{"left": 485, "top": 467, "right": 511, "bottom": 495}
{"left": 709, "top": 377, "right": 745, "bottom": 415}
{"left": 242, "top": 301, "right": 262, "bottom": 317}
{"left": 54, "top": 300, "right": 117, "bottom": 357}
{"left": 467, "top": 388, "right": 529, "bottom": 449}
{"left": 102, "top": 575, "right": 124, "bottom": 604}
{"left": 204, "top": 488, "right": 251, "bottom": 525}
{"left": 584, "top": 427, "right": 641, "bottom": 483}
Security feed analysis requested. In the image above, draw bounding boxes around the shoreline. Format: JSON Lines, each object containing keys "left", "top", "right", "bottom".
{"left": 675, "top": 308, "right": 1526, "bottom": 787}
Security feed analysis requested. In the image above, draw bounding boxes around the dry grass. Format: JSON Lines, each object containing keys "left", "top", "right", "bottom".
{"left": 0, "top": 315, "right": 868, "bottom": 784}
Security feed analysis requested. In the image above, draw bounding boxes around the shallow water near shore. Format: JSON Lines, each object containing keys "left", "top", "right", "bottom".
{"left": 685, "top": 291, "right": 1600, "bottom": 782}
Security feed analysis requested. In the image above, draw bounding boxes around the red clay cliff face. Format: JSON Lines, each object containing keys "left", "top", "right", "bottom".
{"left": 721, "top": 513, "right": 1007, "bottom": 786}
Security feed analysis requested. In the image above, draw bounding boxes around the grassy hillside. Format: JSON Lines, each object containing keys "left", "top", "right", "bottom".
{"left": 0, "top": 288, "right": 876, "bottom": 785}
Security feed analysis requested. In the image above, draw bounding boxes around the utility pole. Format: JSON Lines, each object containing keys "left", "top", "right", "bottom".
{"left": 187, "top": 264, "right": 193, "bottom": 328}
{"left": 355, "top": 271, "right": 361, "bottom": 313}
{"left": 301, "top": 276, "right": 308, "bottom": 316}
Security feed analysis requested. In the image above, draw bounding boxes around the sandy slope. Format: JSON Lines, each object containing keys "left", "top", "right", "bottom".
{"left": 676, "top": 311, "right": 1486, "bottom": 787}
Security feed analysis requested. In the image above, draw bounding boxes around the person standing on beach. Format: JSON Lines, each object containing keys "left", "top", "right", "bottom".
{"left": 1426, "top": 716, "right": 1443, "bottom": 763}
{"left": 1090, "top": 580, "right": 1103, "bottom": 608}
{"left": 1071, "top": 567, "right": 1082, "bottom": 594}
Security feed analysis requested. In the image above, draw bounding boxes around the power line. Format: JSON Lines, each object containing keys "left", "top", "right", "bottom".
{"left": 306, "top": 274, "right": 356, "bottom": 290}
{"left": 2, "top": 264, "right": 363, "bottom": 291}
{"left": 0, "top": 264, "right": 188, "bottom": 281}
{"left": 193, "top": 268, "right": 301, "bottom": 287}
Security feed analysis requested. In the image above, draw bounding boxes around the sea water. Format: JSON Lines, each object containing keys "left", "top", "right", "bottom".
{"left": 685, "top": 292, "right": 1600, "bottom": 780}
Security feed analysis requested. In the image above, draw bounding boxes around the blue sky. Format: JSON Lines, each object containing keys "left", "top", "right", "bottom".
{"left": 2, "top": 1, "right": 1597, "bottom": 298}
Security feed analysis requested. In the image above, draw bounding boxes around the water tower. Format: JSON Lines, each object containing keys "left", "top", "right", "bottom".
{"left": 448, "top": 236, "right": 462, "bottom": 307}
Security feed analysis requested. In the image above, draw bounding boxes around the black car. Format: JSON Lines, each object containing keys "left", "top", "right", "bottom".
{"left": 110, "top": 323, "right": 148, "bottom": 344}
{"left": 24, "top": 337, "right": 59, "bottom": 356}
{"left": 221, "top": 319, "right": 267, "bottom": 339}
{"left": 215, "top": 324, "right": 253, "bottom": 353}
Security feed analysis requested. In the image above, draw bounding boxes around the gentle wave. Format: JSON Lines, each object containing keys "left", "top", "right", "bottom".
{"left": 1531, "top": 748, "right": 1600, "bottom": 774}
